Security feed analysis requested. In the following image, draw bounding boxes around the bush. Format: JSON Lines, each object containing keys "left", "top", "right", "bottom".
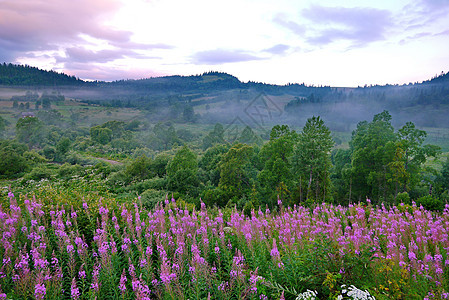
{"left": 415, "top": 195, "right": 444, "bottom": 212}
{"left": 140, "top": 189, "right": 167, "bottom": 210}
{"left": 22, "top": 164, "right": 55, "bottom": 182}
{"left": 127, "top": 177, "right": 167, "bottom": 194}
{"left": 396, "top": 192, "right": 410, "bottom": 204}
{"left": 57, "top": 163, "right": 84, "bottom": 179}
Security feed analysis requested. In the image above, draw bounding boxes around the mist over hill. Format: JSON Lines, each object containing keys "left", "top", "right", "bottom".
{"left": 1, "top": 63, "right": 448, "bottom": 130}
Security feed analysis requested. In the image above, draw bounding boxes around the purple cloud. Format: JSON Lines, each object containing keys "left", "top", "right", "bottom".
{"left": 0, "top": 0, "right": 172, "bottom": 64}
{"left": 264, "top": 44, "right": 290, "bottom": 55}
{"left": 60, "top": 62, "right": 164, "bottom": 81}
{"left": 302, "top": 5, "right": 392, "bottom": 47}
{"left": 273, "top": 14, "right": 306, "bottom": 35}
{"left": 192, "top": 49, "right": 264, "bottom": 65}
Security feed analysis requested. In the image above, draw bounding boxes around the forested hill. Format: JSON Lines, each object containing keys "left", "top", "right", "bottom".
{"left": 0, "top": 63, "right": 85, "bottom": 86}
{"left": 0, "top": 63, "right": 325, "bottom": 94}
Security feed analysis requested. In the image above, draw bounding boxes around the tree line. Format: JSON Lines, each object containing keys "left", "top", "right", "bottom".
{"left": 1, "top": 110, "right": 446, "bottom": 212}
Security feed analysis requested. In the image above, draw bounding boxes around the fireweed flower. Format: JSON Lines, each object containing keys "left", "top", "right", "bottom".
{"left": 34, "top": 283, "right": 46, "bottom": 300}
{"left": 119, "top": 269, "right": 127, "bottom": 293}
{"left": 214, "top": 242, "right": 220, "bottom": 254}
{"left": 270, "top": 239, "right": 280, "bottom": 258}
{"left": 71, "top": 278, "right": 80, "bottom": 300}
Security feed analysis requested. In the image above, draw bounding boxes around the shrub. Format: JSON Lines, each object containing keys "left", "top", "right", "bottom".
{"left": 140, "top": 189, "right": 166, "bottom": 210}
{"left": 415, "top": 195, "right": 444, "bottom": 212}
{"left": 396, "top": 192, "right": 410, "bottom": 204}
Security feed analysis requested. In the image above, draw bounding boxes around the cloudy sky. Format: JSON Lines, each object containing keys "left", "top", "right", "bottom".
{"left": 1, "top": 0, "right": 448, "bottom": 86}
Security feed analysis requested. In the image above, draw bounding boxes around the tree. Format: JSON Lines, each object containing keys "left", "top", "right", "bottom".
{"left": 126, "top": 155, "right": 153, "bottom": 181}
{"left": 0, "top": 140, "right": 29, "bottom": 178}
{"left": 293, "top": 116, "right": 334, "bottom": 202}
{"left": 152, "top": 122, "right": 179, "bottom": 150}
{"left": 435, "top": 158, "right": 449, "bottom": 198}
{"left": 238, "top": 126, "right": 262, "bottom": 145}
{"left": 350, "top": 111, "right": 396, "bottom": 202}
{"left": 397, "top": 122, "right": 440, "bottom": 192}
{"left": 55, "top": 137, "right": 71, "bottom": 161}
{"left": 331, "top": 149, "right": 352, "bottom": 204}
{"left": 90, "top": 126, "right": 113, "bottom": 145}
{"left": 166, "top": 146, "right": 199, "bottom": 195}
{"left": 0, "top": 116, "right": 6, "bottom": 137}
{"left": 41, "top": 97, "right": 51, "bottom": 109}
{"left": 218, "top": 143, "right": 256, "bottom": 202}
{"left": 101, "top": 120, "right": 127, "bottom": 139}
{"left": 202, "top": 123, "right": 225, "bottom": 150}
{"left": 150, "top": 153, "right": 171, "bottom": 178}
{"left": 183, "top": 105, "right": 195, "bottom": 122}
{"left": 16, "top": 116, "right": 44, "bottom": 147}
{"left": 258, "top": 125, "right": 298, "bottom": 206}
{"left": 199, "top": 144, "right": 230, "bottom": 186}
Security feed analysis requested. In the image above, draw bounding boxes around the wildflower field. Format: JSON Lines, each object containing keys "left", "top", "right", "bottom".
{"left": 1, "top": 191, "right": 449, "bottom": 299}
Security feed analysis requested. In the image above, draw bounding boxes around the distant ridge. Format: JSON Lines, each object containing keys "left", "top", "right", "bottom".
{"left": 0, "top": 62, "right": 448, "bottom": 90}
{"left": 0, "top": 63, "right": 85, "bottom": 86}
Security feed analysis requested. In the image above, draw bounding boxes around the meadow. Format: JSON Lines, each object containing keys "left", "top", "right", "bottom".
{"left": 1, "top": 190, "right": 448, "bottom": 299}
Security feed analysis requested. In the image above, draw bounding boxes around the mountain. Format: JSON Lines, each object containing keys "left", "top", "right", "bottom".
{"left": 1, "top": 63, "right": 448, "bottom": 129}
{"left": 0, "top": 63, "right": 85, "bottom": 86}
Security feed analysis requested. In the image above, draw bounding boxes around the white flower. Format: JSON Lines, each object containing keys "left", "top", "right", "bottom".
{"left": 296, "top": 290, "right": 318, "bottom": 300}
{"left": 339, "top": 284, "right": 375, "bottom": 300}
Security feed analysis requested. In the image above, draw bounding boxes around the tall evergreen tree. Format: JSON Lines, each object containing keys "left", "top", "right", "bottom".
{"left": 293, "top": 116, "right": 334, "bottom": 202}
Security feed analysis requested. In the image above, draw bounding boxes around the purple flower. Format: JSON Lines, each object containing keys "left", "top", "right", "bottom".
{"left": 34, "top": 283, "right": 46, "bottom": 300}
{"left": 67, "top": 244, "right": 74, "bottom": 253}
{"left": 71, "top": 278, "right": 80, "bottom": 300}
{"left": 270, "top": 239, "right": 280, "bottom": 258}
{"left": 408, "top": 250, "right": 417, "bottom": 261}
{"left": 119, "top": 269, "right": 127, "bottom": 293}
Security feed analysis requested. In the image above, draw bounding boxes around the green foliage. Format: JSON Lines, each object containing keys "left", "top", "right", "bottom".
{"left": 0, "top": 63, "right": 84, "bottom": 85}
{"left": 331, "top": 149, "right": 352, "bottom": 204}
{"left": 152, "top": 122, "right": 179, "bottom": 150}
{"left": 396, "top": 192, "right": 410, "bottom": 204}
{"left": 166, "top": 146, "right": 199, "bottom": 195}
{"left": 238, "top": 126, "right": 262, "bottom": 145}
{"left": 183, "top": 104, "right": 196, "bottom": 122}
{"left": 350, "top": 111, "right": 397, "bottom": 202}
{"left": 42, "top": 145, "right": 56, "bottom": 160}
{"left": 90, "top": 126, "right": 113, "bottom": 144}
{"left": 293, "top": 116, "right": 334, "bottom": 203}
{"left": 55, "top": 137, "right": 71, "bottom": 160}
{"left": 258, "top": 125, "right": 297, "bottom": 206}
{"left": 0, "top": 116, "right": 6, "bottom": 137}
{"left": 140, "top": 189, "right": 167, "bottom": 210}
{"left": 150, "top": 153, "right": 171, "bottom": 177}
{"left": 125, "top": 155, "right": 153, "bottom": 181}
{"left": 435, "top": 158, "right": 449, "bottom": 196}
{"left": 57, "top": 163, "right": 85, "bottom": 179}
{"left": 199, "top": 143, "right": 230, "bottom": 186}
{"left": 22, "top": 164, "right": 55, "bottom": 182}
{"left": 16, "top": 116, "right": 44, "bottom": 147}
{"left": 0, "top": 139, "right": 29, "bottom": 177}
{"left": 415, "top": 195, "right": 444, "bottom": 212}
{"left": 202, "top": 123, "right": 226, "bottom": 150}
{"left": 347, "top": 112, "right": 440, "bottom": 204}
{"left": 218, "top": 143, "right": 257, "bottom": 202}
{"left": 397, "top": 122, "right": 440, "bottom": 192}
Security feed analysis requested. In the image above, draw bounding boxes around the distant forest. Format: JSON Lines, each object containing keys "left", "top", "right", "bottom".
{"left": 1, "top": 63, "right": 449, "bottom": 129}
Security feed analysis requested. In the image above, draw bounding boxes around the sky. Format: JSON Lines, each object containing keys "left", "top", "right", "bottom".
{"left": 1, "top": 0, "right": 449, "bottom": 87}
